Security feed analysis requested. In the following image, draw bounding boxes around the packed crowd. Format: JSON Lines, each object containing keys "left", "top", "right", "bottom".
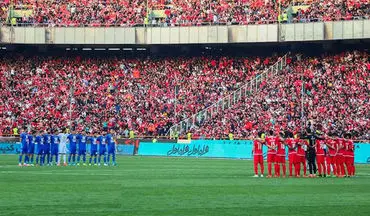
{"left": 2, "top": 0, "right": 147, "bottom": 26}
{"left": 0, "top": 54, "right": 274, "bottom": 137}
{"left": 1, "top": 0, "right": 368, "bottom": 26}
{"left": 294, "top": 0, "right": 370, "bottom": 22}
{"left": 191, "top": 51, "right": 369, "bottom": 140}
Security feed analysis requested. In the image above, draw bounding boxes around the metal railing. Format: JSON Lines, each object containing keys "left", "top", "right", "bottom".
{"left": 168, "top": 54, "right": 289, "bottom": 137}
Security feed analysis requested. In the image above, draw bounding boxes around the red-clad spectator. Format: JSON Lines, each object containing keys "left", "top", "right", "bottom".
{"left": 0, "top": 54, "right": 274, "bottom": 137}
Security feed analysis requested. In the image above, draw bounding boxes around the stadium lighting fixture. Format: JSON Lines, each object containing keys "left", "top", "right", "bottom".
{"left": 137, "top": 48, "right": 146, "bottom": 51}
{"left": 108, "top": 48, "right": 120, "bottom": 51}
{"left": 123, "top": 48, "right": 133, "bottom": 51}
{"left": 82, "top": 48, "right": 92, "bottom": 51}
{"left": 1, "top": 47, "right": 6, "bottom": 50}
{"left": 94, "top": 48, "right": 106, "bottom": 51}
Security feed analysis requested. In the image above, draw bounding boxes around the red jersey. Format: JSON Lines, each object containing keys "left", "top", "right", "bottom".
{"left": 326, "top": 138, "right": 337, "bottom": 156}
{"left": 297, "top": 139, "right": 307, "bottom": 156}
{"left": 315, "top": 139, "right": 326, "bottom": 156}
{"left": 265, "top": 136, "right": 277, "bottom": 155}
{"left": 276, "top": 137, "right": 286, "bottom": 156}
{"left": 336, "top": 138, "right": 345, "bottom": 155}
{"left": 285, "top": 138, "right": 297, "bottom": 155}
{"left": 344, "top": 139, "right": 354, "bottom": 157}
{"left": 253, "top": 140, "right": 263, "bottom": 156}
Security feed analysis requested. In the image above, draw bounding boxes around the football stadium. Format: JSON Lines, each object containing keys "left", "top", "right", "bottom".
{"left": 0, "top": 0, "right": 370, "bottom": 215}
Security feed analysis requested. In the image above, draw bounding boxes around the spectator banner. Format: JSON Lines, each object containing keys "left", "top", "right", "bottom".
{"left": 354, "top": 143, "right": 370, "bottom": 164}
{"left": 116, "top": 144, "right": 135, "bottom": 155}
{"left": 0, "top": 143, "right": 134, "bottom": 155}
{"left": 138, "top": 140, "right": 254, "bottom": 159}
{"left": 0, "top": 143, "right": 20, "bottom": 154}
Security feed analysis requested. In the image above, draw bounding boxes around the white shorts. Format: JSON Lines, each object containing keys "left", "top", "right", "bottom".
{"left": 59, "top": 143, "right": 67, "bottom": 154}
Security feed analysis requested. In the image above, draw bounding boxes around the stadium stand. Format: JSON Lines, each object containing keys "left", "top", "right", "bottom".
{"left": 0, "top": 54, "right": 276, "bottom": 137}
{"left": 0, "top": 50, "right": 368, "bottom": 140}
{"left": 1, "top": 0, "right": 369, "bottom": 26}
{"left": 190, "top": 51, "right": 369, "bottom": 140}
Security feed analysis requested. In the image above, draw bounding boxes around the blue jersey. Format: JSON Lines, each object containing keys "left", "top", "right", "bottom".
{"left": 20, "top": 133, "right": 30, "bottom": 150}
{"left": 88, "top": 137, "right": 98, "bottom": 151}
{"left": 51, "top": 135, "right": 60, "bottom": 154}
{"left": 106, "top": 134, "right": 115, "bottom": 148}
{"left": 77, "top": 135, "right": 87, "bottom": 150}
{"left": 36, "top": 135, "right": 45, "bottom": 154}
{"left": 106, "top": 134, "right": 115, "bottom": 154}
{"left": 28, "top": 135, "right": 36, "bottom": 153}
{"left": 97, "top": 136, "right": 107, "bottom": 153}
{"left": 68, "top": 134, "right": 78, "bottom": 148}
{"left": 43, "top": 134, "right": 52, "bottom": 151}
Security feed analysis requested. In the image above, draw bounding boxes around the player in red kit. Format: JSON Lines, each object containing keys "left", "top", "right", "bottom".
{"left": 285, "top": 131, "right": 297, "bottom": 177}
{"left": 265, "top": 130, "right": 277, "bottom": 178}
{"left": 316, "top": 138, "right": 326, "bottom": 177}
{"left": 325, "top": 136, "right": 337, "bottom": 177}
{"left": 275, "top": 132, "right": 287, "bottom": 177}
{"left": 344, "top": 134, "right": 355, "bottom": 177}
{"left": 336, "top": 136, "right": 346, "bottom": 177}
{"left": 252, "top": 132, "right": 265, "bottom": 177}
{"left": 295, "top": 135, "right": 307, "bottom": 177}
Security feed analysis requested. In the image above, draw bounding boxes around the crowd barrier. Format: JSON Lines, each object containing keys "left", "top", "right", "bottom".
{"left": 138, "top": 140, "right": 370, "bottom": 164}
{"left": 1, "top": 140, "right": 369, "bottom": 163}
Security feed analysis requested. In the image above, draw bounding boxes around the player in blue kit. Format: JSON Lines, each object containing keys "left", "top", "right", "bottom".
{"left": 27, "top": 131, "right": 36, "bottom": 166}
{"left": 67, "top": 132, "right": 78, "bottom": 165}
{"left": 88, "top": 133, "right": 98, "bottom": 166}
{"left": 106, "top": 129, "right": 117, "bottom": 166}
{"left": 50, "top": 132, "right": 60, "bottom": 165}
{"left": 43, "top": 131, "right": 52, "bottom": 166}
{"left": 97, "top": 132, "right": 108, "bottom": 166}
{"left": 19, "top": 128, "right": 30, "bottom": 166}
{"left": 35, "top": 131, "right": 45, "bottom": 166}
{"left": 76, "top": 131, "right": 87, "bottom": 166}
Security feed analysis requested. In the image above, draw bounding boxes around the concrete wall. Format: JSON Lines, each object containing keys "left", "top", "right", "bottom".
{"left": 0, "top": 20, "right": 368, "bottom": 45}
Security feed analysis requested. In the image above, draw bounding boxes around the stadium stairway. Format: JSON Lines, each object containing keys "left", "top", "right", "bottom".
{"left": 169, "top": 54, "right": 289, "bottom": 137}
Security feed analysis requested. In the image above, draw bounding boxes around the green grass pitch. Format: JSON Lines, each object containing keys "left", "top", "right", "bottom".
{"left": 1, "top": 155, "right": 370, "bottom": 216}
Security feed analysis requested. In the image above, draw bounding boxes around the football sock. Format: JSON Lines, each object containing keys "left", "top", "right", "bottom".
{"left": 268, "top": 163, "right": 272, "bottom": 176}
{"left": 254, "top": 161, "right": 258, "bottom": 175}
{"left": 274, "top": 163, "right": 279, "bottom": 176}
{"left": 260, "top": 163, "right": 264, "bottom": 175}
{"left": 318, "top": 163, "right": 322, "bottom": 175}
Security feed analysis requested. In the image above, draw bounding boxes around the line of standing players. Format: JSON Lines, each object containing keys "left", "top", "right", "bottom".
{"left": 252, "top": 129, "right": 355, "bottom": 178}
{"left": 18, "top": 128, "right": 117, "bottom": 166}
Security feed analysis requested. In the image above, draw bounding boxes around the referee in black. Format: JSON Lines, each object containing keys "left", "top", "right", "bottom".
{"left": 300, "top": 128, "right": 325, "bottom": 177}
